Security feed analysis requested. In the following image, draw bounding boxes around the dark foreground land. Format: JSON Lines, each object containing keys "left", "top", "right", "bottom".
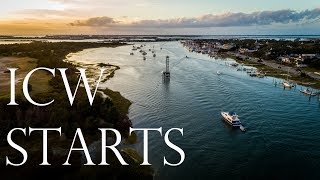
{"left": 0, "top": 42, "right": 153, "bottom": 179}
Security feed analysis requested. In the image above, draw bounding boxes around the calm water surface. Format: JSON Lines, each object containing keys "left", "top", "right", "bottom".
{"left": 68, "top": 42, "right": 320, "bottom": 179}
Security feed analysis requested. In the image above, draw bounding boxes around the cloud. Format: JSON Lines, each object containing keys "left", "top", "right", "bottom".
{"left": 15, "top": 9, "right": 76, "bottom": 18}
{"left": 69, "top": 16, "right": 119, "bottom": 26}
{"left": 130, "top": 8, "right": 320, "bottom": 28}
{"left": 69, "top": 8, "right": 320, "bottom": 28}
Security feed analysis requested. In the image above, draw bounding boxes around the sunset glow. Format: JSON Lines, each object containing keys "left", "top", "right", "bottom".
{"left": 0, "top": 0, "right": 319, "bottom": 35}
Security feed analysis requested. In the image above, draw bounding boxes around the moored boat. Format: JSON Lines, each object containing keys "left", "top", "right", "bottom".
{"left": 300, "top": 89, "right": 318, "bottom": 96}
{"left": 283, "top": 80, "right": 292, "bottom": 88}
{"left": 283, "top": 69, "right": 295, "bottom": 88}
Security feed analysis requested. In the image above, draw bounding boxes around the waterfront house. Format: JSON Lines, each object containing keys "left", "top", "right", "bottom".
{"left": 280, "top": 56, "right": 292, "bottom": 64}
{"left": 239, "top": 48, "right": 257, "bottom": 54}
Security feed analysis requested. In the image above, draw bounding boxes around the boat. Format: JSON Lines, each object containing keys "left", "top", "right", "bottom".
{"left": 300, "top": 88, "right": 318, "bottom": 96}
{"left": 249, "top": 71, "right": 265, "bottom": 78}
{"left": 249, "top": 72, "right": 257, "bottom": 77}
{"left": 257, "top": 74, "right": 265, "bottom": 78}
{"left": 221, "top": 112, "right": 242, "bottom": 127}
{"left": 217, "top": 71, "right": 222, "bottom": 75}
{"left": 230, "top": 63, "right": 239, "bottom": 67}
{"left": 239, "top": 125, "right": 246, "bottom": 132}
{"left": 283, "top": 69, "right": 294, "bottom": 88}
{"left": 283, "top": 81, "right": 292, "bottom": 88}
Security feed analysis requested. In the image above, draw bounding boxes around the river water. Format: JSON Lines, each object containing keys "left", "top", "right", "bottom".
{"left": 68, "top": 41, "right": 320, "bottom": 179}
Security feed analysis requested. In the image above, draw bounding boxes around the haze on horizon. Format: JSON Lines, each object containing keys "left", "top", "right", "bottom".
{"left": 0, "top": 0, "right": 320, "bottom": 35}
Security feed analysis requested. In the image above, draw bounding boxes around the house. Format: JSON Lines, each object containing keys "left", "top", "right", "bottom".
{"left": 239, "top": 48, "right": 257, "bottom": 54}
{"left": 301, "top": 54, "right": 316, "bottom": 60}
{"left": 280, "top": 56, "right": 292, "bottom": 64}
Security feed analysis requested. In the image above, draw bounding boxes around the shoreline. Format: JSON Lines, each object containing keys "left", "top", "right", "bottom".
{"left": 181, "top": 43, "right": 320, "bottom": 90}
{"left": 220, "top": 53, "right": 320, "bottom": 90}
{"left": 181, "top": 39, "right": 320, "bottom": 90}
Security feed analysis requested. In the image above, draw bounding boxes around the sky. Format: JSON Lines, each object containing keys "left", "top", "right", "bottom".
{"left": 0, "top": 0, "right": 319, "bottom": 35}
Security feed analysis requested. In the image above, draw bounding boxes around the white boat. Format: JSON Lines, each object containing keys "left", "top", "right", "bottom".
{"left": 300, "top": 89, "right": 317, "bottom": 96}
{"left": 283, "top": 69, "right": 294, "bottom": 88}
{"left": 217, "top": 71, "right": 222, "bottom": 75}
{"left": 283, "top": 81, "right": 292, "bottom": 88}
{"left": 221, "top": 112, "right": 242, "bottom": 127}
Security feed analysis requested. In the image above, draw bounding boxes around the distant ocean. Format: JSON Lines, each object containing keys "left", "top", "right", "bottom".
{"left": 1, "top": 35, "right": 320, "bottom": 45}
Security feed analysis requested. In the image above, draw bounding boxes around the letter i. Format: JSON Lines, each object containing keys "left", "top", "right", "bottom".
{"left": 7, "top": 68, "right": 18, "bottom": 105}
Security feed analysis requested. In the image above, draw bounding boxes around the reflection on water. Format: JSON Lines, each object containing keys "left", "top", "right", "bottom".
{"left": 68, "top": 42, "right": 320, "bottom": 179}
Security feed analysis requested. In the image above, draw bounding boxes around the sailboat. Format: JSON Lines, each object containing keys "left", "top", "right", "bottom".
{"left": 283, "top": 69, "right": 294, "bottom": 88}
